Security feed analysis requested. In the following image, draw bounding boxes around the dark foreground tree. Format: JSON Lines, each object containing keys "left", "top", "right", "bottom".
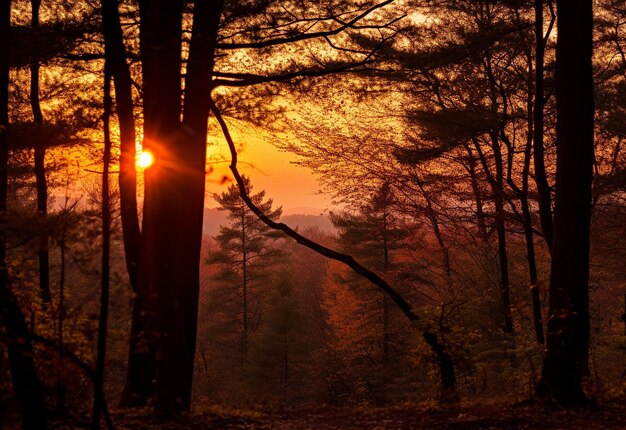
{"left": 132, "top": 0, "right": 223, "bottom": 414}
{"left": 538, "top": 0, "right": 594, "bottom": 406}
{"left": 29, "top": 0, "right": 51, "bottom": 304}
{"left": 0, "top": 0, "right": 48, "bottom": 427}
{"left": 100, "top": 0, "right": 143, "bottom": 406}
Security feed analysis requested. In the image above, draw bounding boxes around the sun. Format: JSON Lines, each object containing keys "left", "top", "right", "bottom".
{"left": 136, "top": 150, "right": 155, "bottom": 169}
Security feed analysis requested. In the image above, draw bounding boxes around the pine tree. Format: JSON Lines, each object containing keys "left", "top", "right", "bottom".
{"left": 206, "top": 176, "right": 283, "bottom": 366}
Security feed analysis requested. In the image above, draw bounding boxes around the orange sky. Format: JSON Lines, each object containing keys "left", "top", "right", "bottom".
{"left": 204, "top": 131, "right": 332, "bottom": 215}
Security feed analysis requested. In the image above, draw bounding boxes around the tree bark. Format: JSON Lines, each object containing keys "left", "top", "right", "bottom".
{"left": 136, "top": 0, "right": 185, "bottom": 413}
{"left": 0, "top": 1, "right": 48, "bottom": 427}
{"left": 538, "top": 0, "right": 594, "bottom": 406}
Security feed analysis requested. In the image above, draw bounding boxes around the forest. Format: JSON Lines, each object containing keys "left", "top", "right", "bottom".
{"left": 0, "top": 0, "right": 625, "bottom": 429}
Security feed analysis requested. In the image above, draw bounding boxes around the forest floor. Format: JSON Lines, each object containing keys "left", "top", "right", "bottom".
{"left": 44, "top": 398, "right": 626, "bottom": 429}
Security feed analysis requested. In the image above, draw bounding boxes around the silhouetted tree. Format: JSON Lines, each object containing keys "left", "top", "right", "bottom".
{"left": 538, "top": 0, "right": 594, "bottom": 406}
{"left": 0, "top": 0, "right": 48, "bottom": 427}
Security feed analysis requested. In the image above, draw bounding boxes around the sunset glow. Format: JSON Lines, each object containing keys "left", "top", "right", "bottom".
{"left": 136, "top": 150, "right": 155, "bottom": 170}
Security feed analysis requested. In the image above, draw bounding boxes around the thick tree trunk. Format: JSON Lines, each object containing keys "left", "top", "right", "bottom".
{"left": 170, "top": 0, "right": 223, "bottom": 411}
{"left": 538, "top": 0, "right": 594, "bottom": 406}
{"left": 136, "top": 0, "right": 223, "bottom": 414}
{"left": 30, "top": 0, "right": 51, "bottom": 304}
{"left": 136, "top": 0, "right": 185, "bottom": 413}
{"left": 0, "top": 1, "right": 48, "bottom": 427}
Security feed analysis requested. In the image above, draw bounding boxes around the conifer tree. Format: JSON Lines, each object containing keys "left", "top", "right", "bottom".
{"left": 207, "top": 176, "right": 283, "bottom": 365}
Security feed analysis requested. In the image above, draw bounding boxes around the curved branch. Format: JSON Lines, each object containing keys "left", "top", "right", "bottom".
{"left": 209, "top": 99, "right": 417, "bottom": 321}
{"left": 216, "top": 112, "right": 415, "bottom": 320}
{"left": 209, "top": 99, "right": 458, "bottom": 392}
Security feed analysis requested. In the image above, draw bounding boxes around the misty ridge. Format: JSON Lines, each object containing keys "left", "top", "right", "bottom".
{"left": 203, "top": 207, "right": 336, "bottom": 236}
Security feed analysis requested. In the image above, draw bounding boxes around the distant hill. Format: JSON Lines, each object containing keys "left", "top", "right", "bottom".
{"left": 203, "top": 207, "right": 335, "bottom": 236}
{"left": 203, "top": 208, "right": 230, "bottom": 236}
{"left": 282, "top": 214, "right": 336, "bottom": 233}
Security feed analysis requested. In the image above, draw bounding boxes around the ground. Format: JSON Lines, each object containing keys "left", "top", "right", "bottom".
{"left": 44, "top": 399, "right": 626, "bottom": 429}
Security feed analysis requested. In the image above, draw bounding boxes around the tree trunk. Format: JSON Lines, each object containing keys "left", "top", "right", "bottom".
{"left": 136, "top": 0, "right": 185, "bottom": 414}
{"left": 55, "top": 224, "right": 67, "bottom": 414}
{"left": 534, "top": 0, "right": 554, "bottom": 254}
{"left": 100, "top": 0, "right": 147, "bottom": 406}
{"left": 538, "top": 0, "right": 594, "bottom": 406}
{"left": 523, "top": 47, "right": 545, "bottom": 345}
{"left": 622, "top": 293, "right": 626, "bottom": 336}
{"left": 102, "top": 0, "right": 140, "bottom": 291}
{"left": 30, "top": 0, "right": 51, "bottom": 304}
{"left": 0, "top": 1, "right": 48, "bottom": 427}
{"left": 136, "top": 0, "right": 223, "bottom": 414}
{"left": 92, "top": 68, "right": 112, "bottom": 430}
{"left": 474, "top": 134, "right": 513, "bottom": 334}
{"left": 241, "top": 207, "right": 249, "bottom": 364}
{"left": 423, "top": 331, "right": 456, "bottom": 401}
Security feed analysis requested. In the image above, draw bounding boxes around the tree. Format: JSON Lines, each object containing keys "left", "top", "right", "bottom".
{"left": 100, "top": 0, "right": 143, "bottom": 407}
{"left": 207, "top": 176, "right": 283, "bottom": 365}
{"left": 91, "top": 66, "right": 113, "bottom": 429}
{"left": 0, "top": 0, "right": 48, "bottom": 427}
{"left": 124, "top": 0, "right": 223, "bottom": 413}
{"left": 29, "top": 0, "right": 51, "bottom": 304}
{"left": 538, "top": 0, "right": 594, "bottom": 406}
